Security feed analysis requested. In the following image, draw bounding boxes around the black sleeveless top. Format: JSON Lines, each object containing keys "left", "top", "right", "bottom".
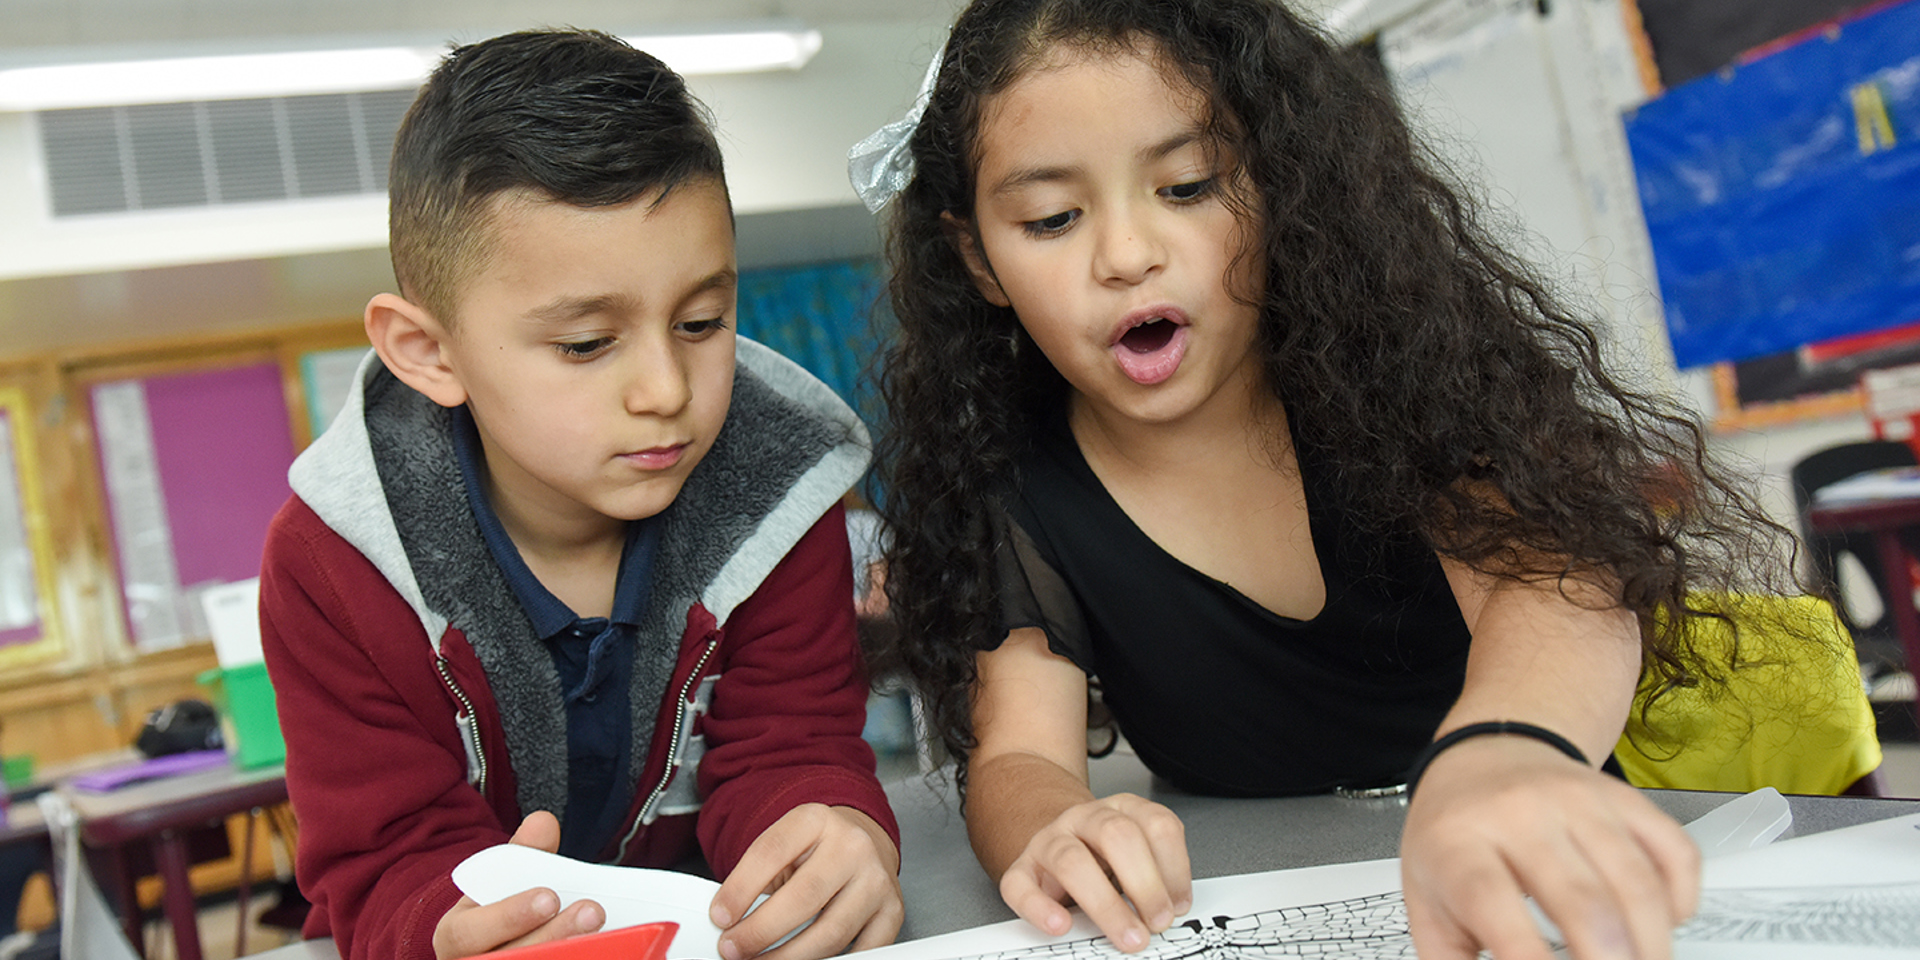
{"left": 998, "top": 415, "right": 1473, "bottom": 796}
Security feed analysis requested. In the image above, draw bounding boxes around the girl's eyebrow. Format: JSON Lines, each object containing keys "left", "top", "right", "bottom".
{"left": 986, "top": 128, "right": 1205, "bottom": 200}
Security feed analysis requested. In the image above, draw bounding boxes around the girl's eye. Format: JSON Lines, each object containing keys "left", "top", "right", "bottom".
{"left": 676, "top": 318, "right": 729, "bottom": 337}
{"left": 554, "top": 337, "right": 614, "bottom": 360}
{"left": 1163, "top": 178, "right": 1215, "bottom": 203}
{"left": 1021, "top": 209, "right": 1078, "bottom": 238}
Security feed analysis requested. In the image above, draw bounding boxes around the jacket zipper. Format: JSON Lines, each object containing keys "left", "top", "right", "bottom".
{"left": 618, "top": 635, "right": 720, "bottom": 860}
{"left": 436, "top": 655, "right": 489, "bottom": 795}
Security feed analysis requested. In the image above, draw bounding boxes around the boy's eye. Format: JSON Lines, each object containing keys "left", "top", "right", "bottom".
{"left": 554, "top": 337, "right": 614, "bottom": 359}
{"left": 1021, "top": 209, "right": 1078, "bottom": 238}
{"left": 676, "top": 318, "right": 729, "bottom": 337}
{"left": 1163, "top": 178, "right": 1214, "bottom": 203}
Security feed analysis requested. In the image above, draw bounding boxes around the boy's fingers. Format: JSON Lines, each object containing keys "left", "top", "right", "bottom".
{"left": 509, "top": 810, "right": 562, "bottom": 853}
{"left": 847, "top": 897, "right": 906, "bottom": 953}
{"left": 751, "top": 871, "right": 903, "bottom": 960}
{"left": 712, "top": 807, "right": 828, "bottom": 927}
{"left": 493, "top": 901, "right": 605, "bottom": 954}
{"left": 439, "top": 887, "right": 568, "bottom": 956}
{"left": 718, "top": 887, "right": 816, "bottom": 960}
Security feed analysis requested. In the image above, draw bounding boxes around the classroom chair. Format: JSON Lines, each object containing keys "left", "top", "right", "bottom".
{"left": 1614, "top": 594, "right": 1883, "bottom": 796}
{"left": 1789, "top": 439, "right": 1916, "bottom": 678}
{"left": 34, "top": 791, "right": 142, "bottom": 960}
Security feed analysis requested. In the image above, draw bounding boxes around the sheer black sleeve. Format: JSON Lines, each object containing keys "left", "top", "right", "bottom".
{"left": 995, "top": 508, "right": 1095, "bottom": 673}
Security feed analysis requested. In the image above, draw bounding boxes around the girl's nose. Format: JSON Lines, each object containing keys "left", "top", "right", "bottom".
{"left": 1093, "top": 205, "right": 1166, "bottom": 286}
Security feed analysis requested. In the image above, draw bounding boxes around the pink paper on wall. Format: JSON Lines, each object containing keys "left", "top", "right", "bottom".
{"left": 142, "top": 363, "right": 296, "bottom": 587}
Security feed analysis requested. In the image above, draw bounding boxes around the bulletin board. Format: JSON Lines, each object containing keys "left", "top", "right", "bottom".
{"left": 1624, "top": 0, "right": 1920, "bottom": 372}
{"left": 85, "top": 357, "right": 297, "bottom": 652}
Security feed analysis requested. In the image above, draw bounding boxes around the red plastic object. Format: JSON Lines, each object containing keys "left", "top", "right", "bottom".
{"left": 477, "top": 921, "right": 679, "bottom": 960}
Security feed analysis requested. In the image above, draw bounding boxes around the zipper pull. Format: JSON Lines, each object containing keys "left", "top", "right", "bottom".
{"left": 455, "top": 710, "right": 483, "bottom": 786}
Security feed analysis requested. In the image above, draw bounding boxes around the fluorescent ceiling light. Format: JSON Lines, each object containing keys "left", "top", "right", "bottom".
{"left": 644, "top": 30, "right": 823, "bottom": 75}
{"left": 0, "top": 27, "right": 823, "bottom": 112}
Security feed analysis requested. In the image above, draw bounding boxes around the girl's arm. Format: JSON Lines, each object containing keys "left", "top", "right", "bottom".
{"left": 1401, "top": 559, "right": 1700, "bottom": 960}
{"left": 968, "top": 627, "right": 1192, "bottom": 952}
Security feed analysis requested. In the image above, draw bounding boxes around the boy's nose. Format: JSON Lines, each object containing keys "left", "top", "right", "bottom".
{"left": 623, "top": 346, "right": 693, "bottom": 417}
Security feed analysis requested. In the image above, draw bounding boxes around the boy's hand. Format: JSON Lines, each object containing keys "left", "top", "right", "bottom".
{"left": 432, "top": 811, "right": 607, "bottom": 959}
{"left": 998, "top": 793, "right": 1191, "bottom": 953}
{"left": 1400, "top": 736, "right": 1700, "bottom": 960}
{"left": 710, "top": 803, "right": 902, "bottom": 960}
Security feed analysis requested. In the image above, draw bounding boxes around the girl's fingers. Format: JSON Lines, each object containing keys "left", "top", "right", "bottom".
{"left": 996, "top": 797, "right": 1193, "bottom": 952}
{"left": 1510, "top": 833, "right": 1637, "bottom": 960}
{"left": 1411, "top": 860, "right": 1558, "bottom": 960}
{"left": 1568, "top": 827, "right": 1678, "bottom": 960}
{"left": 1000, "top": 862, "right": 1080, "bottom": 936}
{"left": 1132, "top": 801, "right": 1192, "bottom": 917}
{"left": 1403, "top": 881, "right": 1494, "bottom": 960}
{"left": 1629, "top": 807, "right": 1703, "bottom": 923}
{"left": 1010, "top": 840, "right": 1152, "bottom": 951}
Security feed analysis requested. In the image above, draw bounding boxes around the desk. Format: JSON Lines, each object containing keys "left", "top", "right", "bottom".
{"left": 246, "top": 754, "right": 1920, "bottom": 959}
{"left": 890, "top": 752, "right": 1920, "bottom": 940}
{"left": 1806, "top": 494, "right": 1920, "bottom": 724}
{"left": 65, "top": 761, "right": 286, "bottom": 960}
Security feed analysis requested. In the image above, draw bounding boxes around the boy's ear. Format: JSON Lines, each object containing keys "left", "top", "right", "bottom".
{"left": 940, "top": 212, "right": 1011, "bottom": 308}
{"left": 364, "top": 292, "right": 469, "bottom": 409}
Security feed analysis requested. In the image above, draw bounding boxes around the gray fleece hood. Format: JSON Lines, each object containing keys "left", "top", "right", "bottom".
{"left": 286, "top": 337, "right": 871, "bottom": 823}
{"left": 289, "top": 336, "right": 870, "bottom": 646}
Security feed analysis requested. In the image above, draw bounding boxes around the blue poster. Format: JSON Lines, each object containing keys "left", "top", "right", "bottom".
{"left": 1625, "top": 0, "right": 1920, "bottom": 369}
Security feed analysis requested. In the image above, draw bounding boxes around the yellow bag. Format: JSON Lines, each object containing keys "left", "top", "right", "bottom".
{"left": 1614, "top": 595, "right": 1882, "bottom": 795}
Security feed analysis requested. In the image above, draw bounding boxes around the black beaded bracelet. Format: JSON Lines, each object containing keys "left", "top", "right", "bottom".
{"left": 1404, "top": 720, "right": 1589, "bottom": 798}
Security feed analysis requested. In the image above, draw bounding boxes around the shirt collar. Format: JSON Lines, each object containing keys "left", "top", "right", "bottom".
{"left": 452, "top": 406, "right": 657, "bottom": 637}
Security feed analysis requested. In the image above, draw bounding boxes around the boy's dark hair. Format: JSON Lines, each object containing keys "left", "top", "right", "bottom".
{"left": 875, "top": 0, "right": 1807, "bottom": 780}
{"left": 388, "top": 29, "right": 726, "bottom": 324}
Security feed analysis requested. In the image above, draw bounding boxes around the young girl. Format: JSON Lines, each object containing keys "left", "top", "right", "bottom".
{"left": 863, "top": 1, "right": 1802, "bottom": 958}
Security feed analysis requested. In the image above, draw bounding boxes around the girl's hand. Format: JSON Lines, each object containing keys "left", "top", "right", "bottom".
{"left": 432, "top": 811, "right": 606, "bottom": 959}
{"left": 709, "top": 803, "right": 902, "bottom": 960}
{"left": 1399, "top": 736, "right": 1700, "bottom": 960}
{"left": 998, "top": 793, "right": 1192, "bottom": 953}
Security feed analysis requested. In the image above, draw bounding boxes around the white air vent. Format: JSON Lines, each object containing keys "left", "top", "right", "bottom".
{"left": 37, "top": 88, "right": 415, "bottom": 217}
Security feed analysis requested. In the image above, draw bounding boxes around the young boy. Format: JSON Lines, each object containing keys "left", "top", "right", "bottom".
{"left": 259, "top": 30, "right": 901, "bottom": 960}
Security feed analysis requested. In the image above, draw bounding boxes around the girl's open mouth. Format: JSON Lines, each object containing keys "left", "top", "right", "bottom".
{"left": 1111, "top": 312, "right": 1189, "bottom": 385}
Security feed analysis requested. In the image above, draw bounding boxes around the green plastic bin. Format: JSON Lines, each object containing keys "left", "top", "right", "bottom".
{"left": 199, "top": 661, "right": 286, "bottom": 769}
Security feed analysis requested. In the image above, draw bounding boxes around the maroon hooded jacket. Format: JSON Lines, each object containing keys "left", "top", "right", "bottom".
{"left": 260, "top": 342, "right": 898, "bottom": 960}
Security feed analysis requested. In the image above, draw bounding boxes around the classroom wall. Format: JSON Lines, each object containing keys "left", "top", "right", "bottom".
{"left": 1378, "top": 0, "right": 1876, "bottom": 537}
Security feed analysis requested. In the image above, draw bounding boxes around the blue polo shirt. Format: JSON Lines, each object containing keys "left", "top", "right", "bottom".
{"left": 452, "top": 407, "right": 661, "bottom": 860}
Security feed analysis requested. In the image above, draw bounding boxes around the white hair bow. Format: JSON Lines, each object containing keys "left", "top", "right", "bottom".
{"left": 847, "top": 48, "right": 944, "bottom": 213}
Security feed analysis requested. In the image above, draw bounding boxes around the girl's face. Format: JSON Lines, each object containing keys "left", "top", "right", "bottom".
{"left": 960, "top": 43, "right": 1266, "bottom": 433}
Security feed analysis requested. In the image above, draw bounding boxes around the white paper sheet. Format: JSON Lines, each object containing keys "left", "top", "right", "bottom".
{"left": 454, "top": 800, "right": 1920, "bottom": 960}
{"left": 199, "top": 577, "right": 262, "bottom": 666}
{"left": 864, "top": 808, "right": 1920, "bottom": 960}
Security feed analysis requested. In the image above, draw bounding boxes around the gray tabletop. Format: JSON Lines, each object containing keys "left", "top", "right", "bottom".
{"left": 247, "top": 751, "right": 1920, "bottom": 958}
{"left": 887, "top": 751, "right": 1920, "bottom": 940}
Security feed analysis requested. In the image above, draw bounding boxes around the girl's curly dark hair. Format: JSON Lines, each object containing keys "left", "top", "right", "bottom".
{"left": 873, "top": 0, "right": 1804, "bottom": 785}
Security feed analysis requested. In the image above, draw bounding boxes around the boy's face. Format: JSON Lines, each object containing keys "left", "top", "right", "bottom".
{"left": 439, "top": 178, "right": 737, "bottom": 540}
